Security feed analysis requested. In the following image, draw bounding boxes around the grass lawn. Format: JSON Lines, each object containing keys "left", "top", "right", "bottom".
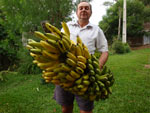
{"left": 0, "top": 48, "right": 150, "bottom": 113}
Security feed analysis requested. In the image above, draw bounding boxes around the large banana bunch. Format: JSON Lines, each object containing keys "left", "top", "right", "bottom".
{"left": 26, "top": 21, "right": 114, "bottom": 101}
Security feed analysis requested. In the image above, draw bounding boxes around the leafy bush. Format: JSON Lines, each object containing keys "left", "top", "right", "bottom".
{"left": 112, "top": 40, "right": 131, "bottom": 54}
{"left": 17, "top": 47, "right": 41, "bottom": 74}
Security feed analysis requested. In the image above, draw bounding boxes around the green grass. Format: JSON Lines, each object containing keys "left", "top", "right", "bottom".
{"left": 0, "top": 48, "right": 150, "bottom": 113}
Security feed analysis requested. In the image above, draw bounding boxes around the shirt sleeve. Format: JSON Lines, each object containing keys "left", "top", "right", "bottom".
{"left": 96, "top": 28, "right": 108, "bottom": 52}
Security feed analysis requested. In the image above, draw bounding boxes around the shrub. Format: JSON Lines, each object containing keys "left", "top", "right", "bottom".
{"left": 112, "top": 40, "right": 131, "bottom": 54}
{"left": 17, "top": 47, "right": 41, "bottom": 74}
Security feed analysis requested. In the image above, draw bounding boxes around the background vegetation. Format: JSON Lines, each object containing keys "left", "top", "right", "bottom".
{"left": 0, "top": 49, "right": 150, "bottom": 113}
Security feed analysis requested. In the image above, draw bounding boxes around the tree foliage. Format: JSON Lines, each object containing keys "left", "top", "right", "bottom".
{"left": 99, "top": 0, "right": 147, "bottom": 44}
{"left": 0, "top": 0, "right": 75, "bottom": 71}
{"left": 0, "top": 0, "right": 74, "bottom": 32}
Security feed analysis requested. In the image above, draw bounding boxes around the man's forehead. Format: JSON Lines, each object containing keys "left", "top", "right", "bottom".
{"left": 78, "top": 2, "right": 90, "bottom": 8}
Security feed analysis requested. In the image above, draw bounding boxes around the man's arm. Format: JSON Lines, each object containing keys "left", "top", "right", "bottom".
{"left": 99, "top": 51, "right": 109, "bottom": 69}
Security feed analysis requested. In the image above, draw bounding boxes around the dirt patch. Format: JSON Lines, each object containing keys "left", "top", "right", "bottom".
{"left": 131, "top": 44, "right": 150, "bottom": 50}
{"left": 145, "top": 64, "right": 150, "bottom": 69}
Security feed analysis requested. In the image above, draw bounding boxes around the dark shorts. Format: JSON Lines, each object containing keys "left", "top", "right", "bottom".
{"left": 53, "top": 85, "right": 94, "bottom": 111}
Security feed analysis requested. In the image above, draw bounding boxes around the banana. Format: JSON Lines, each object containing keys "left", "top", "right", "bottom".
{"left": 76, "top": 44, "right": 82, "bottom": 56}
{"left": 97, "top": 81, "right": 105, "bottom": 88}
{"left": 62, "top": 38, "right": 71, "bottom": 51}
{"left": 47, "top": 38, "right": 58, "bottom": 47}
{"left": 61, "top": 22, "right": 70, "bottom": 37}
{"left": 66, "top": 58, "right": 76, "bottom": 67}
{"left": 61, "top": 64, "right": 72, "bottom": 72}
{"left": 82, "top": 74, "right": 89, "bottom": 80}
{"left": 95, "top": 68, "right": 101, "bottom": 75}
{"left": 33, "top": 55, "right": 51, "bottom": 63}
{"left": 33, "top": 60, "right": 38, "bottom": 64}
{"left": 63, "top": 35, "right": 71, "bottom": 45}
{"left": 51, "top": 79, "right": 60, "bottom": 85}
{"left": 77, "top": 56, "right": 87, "bottom": 64}
{"left": 34, "top": 31, "right": 48, "bottom": 40}
{"left": 77, "top": 61, "right": 86, "bottom": 69}
{"left": 80, "top": 86, "right": 88, "bottom": 92}
{"left": 30, "top": 48, "right": 42, "bottom": 55}
{"left": 45, "top": 63, "right": 59, "bottom": 72}
{"left": 93, "top": 61, "right": 100, "bottom": 68}
{"left": 57, "top": 72, "right": 66, "bottom": 79}
{"left": 83, "top": 48, "right": 91, "bottom": 59}
{"left": 44, "top": 71, "right": 55, "bottom": 77}
{"left": 57, "top": 40, "right": 66, "bottom": 53}
{"left": 66, "top": 52, "right": 77, "bottom": 62}
{"left": 45, "top": 23, "right": 61, "bottom": 36}
{"left": 28, "top": 41, "right": 43, "bottom": 49}
{"left": 88, "top": 64, "right": 94, "bottom": 70}
{"left": 70, "top": 70, "right": 80, "bottom": 79}
{"left": 45, "top": 33, "right": 61, "bottom": 41}
{"left": 62, "top": 82, "right": 73, "bottom": 88}
{"left": 37, "top": 61, "right": 58, "bottom": 69}
{"left": 26, "top": 44, "right": 33, "bottom": 50}
{"left": 75, "top": 66, "right": 84, "bottom": 74}
{"left": 40, "top": 40, "right": 59, "bottom": 53}
{"left": 83, "top": 80, "right": 90, "bottom": 86}
{"left": 70, "top": 44, "right": 76, "bottom": 55}
{"left": 42, "top": 50, "right": 59, "bottom": 60}
{"left": 75, "top": 77, "right": 82, "bottom": 84}
{"left": 76, "top": 35, "right": 82, "bottom": 44}
{"left": 66, "top": 74, "right": 76, "bottom": 82}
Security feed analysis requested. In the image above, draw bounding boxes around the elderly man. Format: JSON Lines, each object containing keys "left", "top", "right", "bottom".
{"left": 54, "top": 1, "right": 109, "bottom": 113}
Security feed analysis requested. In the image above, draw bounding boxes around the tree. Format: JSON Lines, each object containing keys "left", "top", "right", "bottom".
{"left": 99, "top": 0, "right": 146, "bottom": 44}
{"left": 0, "top": 0, "right": 75, "bottom": 71}
{"left": 0, "top": 0, "right": 74, "bottom": 32}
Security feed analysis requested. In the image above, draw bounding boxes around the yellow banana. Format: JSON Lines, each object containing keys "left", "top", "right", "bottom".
{"left": 34, "top": 31, "right": 48, "bottom": 40}
{"left": 61, "top": 64, "right": 72, "bottom": 72}
{"left": 47, "top": 38, "right": 58, "bottom": 47}
{"left": 62, "top": 38, "right": 71, "bottom": 51}
{"left": 77, "top": 56, "right": 87, "bottom": 64}
{"left": 44, "top": 71, "right": 55, "bottom": 77}
{"left": 66, "top": 52, "right": 77, "bottom": 62}
{"left": 66, "top": 74, "right": 76, "bottom": 82}
{"left": 37, "top": 61, "right": 58, "bottom": 69}
{"left": 40, "top": 40, "right": 59, "bottom": 53}
{"left": 30, "top": 48, "right": 42, "bottom": 55}
{"left": 28, "top": 41, "right": 43, "bottom": 49}
{"left": 83, "top": 48, "right": 91, "bottom": 59}
{"left": 76, "top": 35, "right": 82, "bottom": 44}
{"left": 45, "top": 63, "right": 59, "bottom": 72}
{"left": 75, "top": 66, "right": 84, "bottom": 74}
{"left": 51, "top": 79, "right": 60, "bottom": 85}
{"left": 33, "top": 60, "right": 38, "bottom": 64}
{"left": 62, "top": 35, "right": 71, "bottom": 45}
{"left": 66, "top": 58, "right": 76, "bottom": 67}
{"left": 76, "top": 44, "right": 82, "bottom": 56}
{"left": 42, "top": 50, "right": 59, "bottom": 60}
{"left": 26, "top": 44, "right": 33, "bottom": 50}
{"left": 77, "top": 61, "right": 86, "bottom": 69}
{"left": 70, "top": 70, "right": 80, "bottom": 79}
{"left": 45, "top": 23, "right": 61, "bottom": 36}
{"left": 45, "top": 33, "right": 61, "bottom": 41}
{"left": 61, "top": 21, "right": 70, "bottom": 37}
{"left": 57, "top": 40, "right": 66, "bottom": 53}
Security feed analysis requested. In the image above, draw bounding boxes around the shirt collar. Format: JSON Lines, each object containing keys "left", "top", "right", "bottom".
{"left": 69, "top": 20, "right": 93, "bottom": 29}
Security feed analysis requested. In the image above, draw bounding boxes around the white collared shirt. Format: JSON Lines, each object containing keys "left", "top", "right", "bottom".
{"left": 65, "top": 21, "right": 108, "bottom": 54}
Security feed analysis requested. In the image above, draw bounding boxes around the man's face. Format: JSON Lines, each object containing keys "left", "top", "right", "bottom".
{"left": 76, "top": 2, "right": 92, "bottom": 21}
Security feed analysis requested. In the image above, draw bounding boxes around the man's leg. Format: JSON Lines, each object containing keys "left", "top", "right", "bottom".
{"left": 53, "top": 85, "right": 74, "bottom": 113}
{"left": 62, "top": 105, "right": 73, "bottom": 113}
{"left": 76, "top": 95, "right": 94, "bottom": 113}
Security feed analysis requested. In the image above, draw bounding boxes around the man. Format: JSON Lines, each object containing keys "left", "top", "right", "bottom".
{"left": 54, "top": 1, "right": 109, "bottom": 113}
